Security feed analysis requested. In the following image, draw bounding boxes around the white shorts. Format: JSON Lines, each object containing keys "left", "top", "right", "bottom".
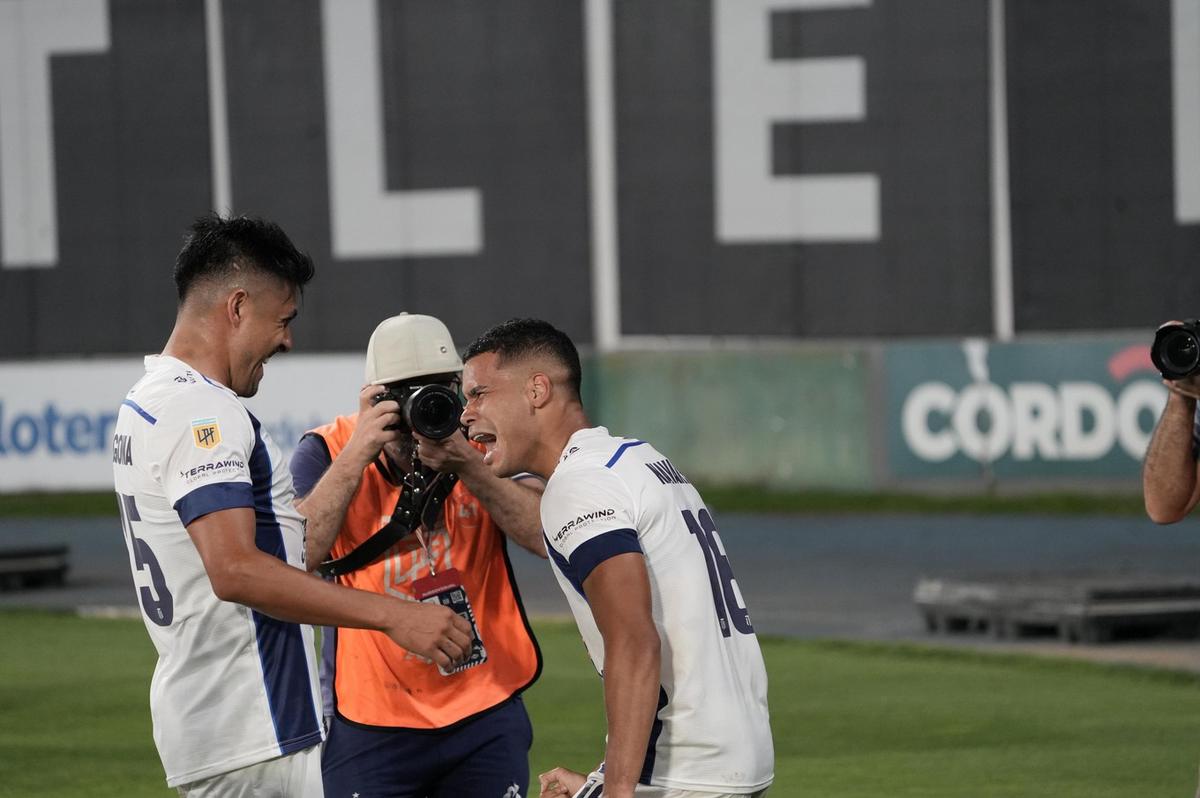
{"left": 176, "top": 746, "right": 323, "bottom": 798}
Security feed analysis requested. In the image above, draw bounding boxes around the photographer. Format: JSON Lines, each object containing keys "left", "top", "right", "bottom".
{"left": 1144, "top": 320, "right": 1200, "bottom": 524}
{"left": 289, "top": 313, "right": 545, "bottom": 798}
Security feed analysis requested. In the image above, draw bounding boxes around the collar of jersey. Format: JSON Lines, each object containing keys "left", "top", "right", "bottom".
{"left": 559, "top": 426, "right": 612, "bottom": 461}
{"left": 146, "top": 354, "right": 236, "bottom": 397}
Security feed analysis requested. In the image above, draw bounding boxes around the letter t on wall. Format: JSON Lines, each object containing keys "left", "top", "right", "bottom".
{"left": 0, "top": 0, "right": 109, "bottom": 269}
{"left": 321, "top": 0, "right": 482, "bottom": 259}
{"left": 713, "top": 0, "right": 878, "bottom": 243}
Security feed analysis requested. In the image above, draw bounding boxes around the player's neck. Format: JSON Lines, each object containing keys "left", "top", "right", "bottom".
{"left": 537, "top": 405, "right": 591, "bottom": 478}
{"left": 161, "top": 315, "right": 232, "bottom": 389}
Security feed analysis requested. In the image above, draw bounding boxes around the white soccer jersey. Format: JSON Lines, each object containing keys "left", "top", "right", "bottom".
{"left": 541, "top": 427, "right": 774, "bottom": 793}
{"left": 111, "top": 355, "right": 323, "bottom": 788}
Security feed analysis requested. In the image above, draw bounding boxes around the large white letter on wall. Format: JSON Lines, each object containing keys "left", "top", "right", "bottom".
{"left": 1173, "top": 0, "right": 1200, "bottom": 224}
{"left": 321, "top": 0, "right": 482, "bottom": 258}
{"left": 714, "top": 0, "right": 878, "bottom": 243}
{"left": 0, "top": 0, "right": 109, "bottom": 269}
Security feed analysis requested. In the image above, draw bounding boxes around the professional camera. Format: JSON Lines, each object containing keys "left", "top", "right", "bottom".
{"left": 1151, "top": 320, "right": 1200, "bottom": 380}
{"left": 377, "top": 383, "right": 464, "bottom": 440}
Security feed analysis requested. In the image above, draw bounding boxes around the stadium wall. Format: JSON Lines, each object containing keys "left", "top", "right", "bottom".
{"left": 0, "top": 335, "right": 1159, "bottom": 493}
{"left": 1, "top": 0, "right": 1198, "bottom": 355}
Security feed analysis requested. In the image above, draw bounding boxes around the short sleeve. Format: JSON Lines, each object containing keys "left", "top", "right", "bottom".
{"left": 289, "top": 433, "right": 333, "bottom": 498}
{"left": 541, "top": 467, "right": 642, "bottom": 590}
{"left": 158, "top": 397, "right": 255, "bottom": 526}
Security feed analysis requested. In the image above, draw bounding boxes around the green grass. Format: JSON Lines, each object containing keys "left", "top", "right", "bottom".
{"left": 694, "top": 485, "right": 1148, "bottom": 516}
{"left": 0, "top": 488, "right": 1148, "bottom": 519}
{"left": 1, "top": 612, "right": 1198, "bottom": 797}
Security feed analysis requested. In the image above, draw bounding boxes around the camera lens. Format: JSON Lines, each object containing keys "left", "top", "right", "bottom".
{"left": 405, "top": 385, "right": 464, "bottom": 440}
{"left": 1163, "top": 331, "right": 1200, "bottom": 373}
{"left": 1152, "top": 323, "right": 1200, "bottom": 380}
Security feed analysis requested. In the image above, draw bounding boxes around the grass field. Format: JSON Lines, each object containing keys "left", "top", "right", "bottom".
{"left": 2, "top": 611, "right": 1199, "bottom": 797}
{"left": 0, "top": 488, "right": 1148, "bottom": 519}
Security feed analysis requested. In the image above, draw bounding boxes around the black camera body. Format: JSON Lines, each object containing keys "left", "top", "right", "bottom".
{"left": 1151, "top": 320, "right": 1200, "bottom": 380}
{"left": 376, "top": 383, "right": 464, "bottom": 440}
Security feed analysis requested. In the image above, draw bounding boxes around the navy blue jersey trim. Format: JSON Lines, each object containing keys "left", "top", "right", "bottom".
{"left": 274, "top": 729, "right": 324, "bottom": 756}
{"left": 546, "top": 529, "right": 642, "bottom": 599}
{"left": 545, "top": 532, "right": 586, "bottom": 600}
{"left": 571, "top": 528, "right": 642, "bottom": 585}
{"left": 638, "top": 686, "right": 670, "bottom": 784}
{"left": 174, "top": 481, "right": 254, "bottom": 527}
{"left": 247, "top": 413, "right": 322, "bottom": 749}
{"left": 121, "top": 399, "right": 157, "bottom": 425}
{"left": 604, "top": 440, "right": 646, "bottom": 468}
{"left": 199, "top": 372, "right": 224, "bottom": 390}
{"left": 320, "top": 622, "right": 337, "bottom": 720}
{"left": 579, "top": 780, "right": 604, "bottom": 798}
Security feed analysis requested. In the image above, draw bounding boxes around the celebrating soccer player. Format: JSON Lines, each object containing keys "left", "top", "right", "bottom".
{"left": 112, "top": 215, "right": 471, "bottom": 796}
{"left": 460, "top": 318, "right": 775, "bottom": 798}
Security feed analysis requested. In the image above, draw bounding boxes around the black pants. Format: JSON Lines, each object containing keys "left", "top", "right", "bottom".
{"left": 321, "top": 697, "right": 532, "bottom": 798}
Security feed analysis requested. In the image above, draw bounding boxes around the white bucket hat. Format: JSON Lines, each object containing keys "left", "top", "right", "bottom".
{"left": 364, "top": 313, "right": 463, "bottom": 385}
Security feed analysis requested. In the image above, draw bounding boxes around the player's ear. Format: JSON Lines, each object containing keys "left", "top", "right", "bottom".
{"left": 226, "top": 288, "right": 248, "bottom": 328}
{"left": 527, "top": 372, "right": 553, "bottom": 409}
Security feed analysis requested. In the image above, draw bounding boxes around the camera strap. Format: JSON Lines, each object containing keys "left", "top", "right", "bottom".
{"left": 315, "top": 463, "right": 459, "bottom": 579}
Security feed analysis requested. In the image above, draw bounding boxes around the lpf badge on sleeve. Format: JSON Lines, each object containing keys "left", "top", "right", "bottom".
{"left": 412, "top": 567, "right": 487, "bottom": 676}
{"left": 190, "top": 418, "right": 222, "bottom": 450}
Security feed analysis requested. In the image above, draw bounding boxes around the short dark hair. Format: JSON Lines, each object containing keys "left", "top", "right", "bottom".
{"left": 174, "top": 213, "right": 315, "bottom": 301}
{"left": 462, "top": 318, "right": 582, "bottom": 402}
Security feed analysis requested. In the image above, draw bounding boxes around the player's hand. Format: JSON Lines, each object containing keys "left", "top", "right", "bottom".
{"left": 344, "top": 384, "right": 403, "bottom": 468}
{"left": 383, "top": 600, "right": 473, "bottom": 671}
{"left": 539, "top": 767, "right": 586, "bottom": 797}
{"left": 413, "top": 430, "right": 479, "bottom": 475}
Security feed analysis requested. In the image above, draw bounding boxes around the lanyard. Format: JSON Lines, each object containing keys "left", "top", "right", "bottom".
{"left": 412, "top": 525, "right": 437, "bottom": 577}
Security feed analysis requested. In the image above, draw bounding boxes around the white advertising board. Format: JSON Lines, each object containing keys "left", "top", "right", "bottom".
{"left": 0, "top": 354, "right": 365, "bottom": 492}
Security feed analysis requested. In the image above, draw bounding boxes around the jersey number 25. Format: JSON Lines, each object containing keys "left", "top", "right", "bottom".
{"left": 117, "top": 493, "right": 175, "bottom": 626}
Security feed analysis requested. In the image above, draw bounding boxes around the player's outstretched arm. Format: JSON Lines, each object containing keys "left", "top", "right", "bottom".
{"left": 188, "top": 507, "right": 472, "bottom": 670}
{"left": 1144, "top": 381, "right": 1200, "bottom": 523}
{"left": 583, "top": 551, "right": 661, "bottom": 798}
{"left": 414, "top": 431, "right": 548, "bottom": 557}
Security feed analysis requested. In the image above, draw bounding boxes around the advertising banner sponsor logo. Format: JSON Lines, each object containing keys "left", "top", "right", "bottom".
{"left": 0, "top": 355, "right": 364, "bottom": 492}
{"left": 888, "top": 338, "right": 1166, "bottom": 479}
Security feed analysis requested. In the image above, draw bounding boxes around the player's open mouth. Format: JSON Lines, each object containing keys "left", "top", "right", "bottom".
{"left": 471, "top": 431, "right": 498, "bottom": 464}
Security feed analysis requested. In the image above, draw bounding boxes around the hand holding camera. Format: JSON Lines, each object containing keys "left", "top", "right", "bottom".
{"left": 342, "top": 384, "right": 405, "bottom": 470}
{"left": 411, "top": 430, "right": 483, "bottom": 476}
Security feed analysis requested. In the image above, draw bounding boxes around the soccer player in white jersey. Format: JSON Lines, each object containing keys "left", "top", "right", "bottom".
{"left": 460, "top": 318, "right": 774, "bottom": 798}
{"left": 112, "top": 214, "right": 472, "bottom": 797}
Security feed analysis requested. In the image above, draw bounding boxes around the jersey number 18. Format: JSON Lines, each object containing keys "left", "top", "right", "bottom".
{"left": 682, "top": 508, "right": 753, "bottom": 637}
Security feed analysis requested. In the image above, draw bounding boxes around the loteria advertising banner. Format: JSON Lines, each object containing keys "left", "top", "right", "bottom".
{"left": 0, "top": 355, "right": 364, "bottom": 492}
{"left": 886, "top": 337, "right": 1167, "bottom": 480}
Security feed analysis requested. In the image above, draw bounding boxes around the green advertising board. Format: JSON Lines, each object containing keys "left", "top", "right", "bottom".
{"left": 885, "top": 337, "right": 1166, "bottom": 481}
{"left": 585, "top": 349, "right": 872, "bottom": 490}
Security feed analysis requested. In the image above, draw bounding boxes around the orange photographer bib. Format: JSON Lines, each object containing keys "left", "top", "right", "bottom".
{"left": 312, "top": 415, "right": 541, "bottom": 729}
